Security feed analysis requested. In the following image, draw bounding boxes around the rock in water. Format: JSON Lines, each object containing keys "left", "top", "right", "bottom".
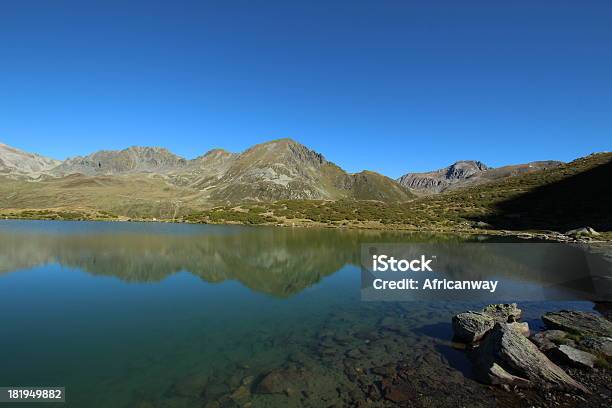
{"left": 565, "top": 227, "right": 600, "bottom": 237}
{"left": 542, "top": 311, "right": 612, "bottom": 337}
{"left": 474, "top": 323, "right": 588, "bottom": 392}
{"left": 549, "top": 345, "right": 597, "bottom": 369}
{"left": 452, "top": 312, "right": 495, "bottom": 342}
{"left": 482, "top": 303, "right": 522, "bottom": 322}
{"left": 452, "top": 304, "right": 524, "bottom": 343}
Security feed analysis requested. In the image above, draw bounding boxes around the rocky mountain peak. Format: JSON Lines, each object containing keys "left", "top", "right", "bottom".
{"left": 0, "top": 142, "right": 61, "bottom": 177}
{"left": 52, "top": 145, "right": 188, "bottom": 176}
{"left": 239, "top": 138, "right": 328, "bottom": 168}
{"left": 445, "top": 160, "right": 489, "bottom": 179}
{"left": 398, "top": 159, "right": 561, "bottom": 194}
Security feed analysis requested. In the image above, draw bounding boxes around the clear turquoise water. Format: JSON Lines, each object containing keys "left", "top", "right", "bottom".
{"left": 0, "top": 220, "right": 599, "bottom": 407}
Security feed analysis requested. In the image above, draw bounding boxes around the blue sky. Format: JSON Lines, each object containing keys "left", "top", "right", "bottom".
{"left": 1, "top": 1, "right": 610, "bottom": 177}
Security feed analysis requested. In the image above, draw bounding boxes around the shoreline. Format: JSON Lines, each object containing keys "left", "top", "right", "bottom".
{"left": 2, "top": 209, "right": 611, "bottom": 245}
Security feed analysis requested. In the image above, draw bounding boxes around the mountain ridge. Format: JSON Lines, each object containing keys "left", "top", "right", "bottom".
{"left": 1, "top": 138, "right": 571, "bottom": 205}
{"left": 0, "top": 142, "right": 61, "bottom": 178}
{"left": 398, "top": 159, "right": 563, "bottom": 194}
{"left": 0, "top": 138, "right": 415, "bottom": 206}
{"left": 51, "top": 145, "right": 189, "bottom": 176}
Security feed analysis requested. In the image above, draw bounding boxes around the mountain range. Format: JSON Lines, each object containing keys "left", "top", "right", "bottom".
{"left": 0, "top": 138, "right": 567, "bottom": 210}
{"left": 2, "top": 138, "right": 610, "bottom": 234}
{"left": 0, "top": 139, "right": 413, "bottom": 216}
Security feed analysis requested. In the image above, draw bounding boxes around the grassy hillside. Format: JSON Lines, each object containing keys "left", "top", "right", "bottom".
{"left": 0, "top": 173, "right": 202, "bottom": 219}
{"left": 182, "top": 152, "right": 612, "bottom": 234}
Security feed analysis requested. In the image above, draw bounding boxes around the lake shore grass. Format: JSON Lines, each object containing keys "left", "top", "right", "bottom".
{"left": 2, "top": 204, "right": 610, "bottom": 244}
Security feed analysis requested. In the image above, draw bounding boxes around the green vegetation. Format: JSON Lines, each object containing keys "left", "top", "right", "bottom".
{"left": 184, "top": 207, "right": 276, "bottom": 225}
{"left": 1, "top": 208, "right": 118, "bottom": 221}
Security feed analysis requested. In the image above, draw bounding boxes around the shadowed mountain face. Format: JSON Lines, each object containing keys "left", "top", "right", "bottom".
{"left": 475, "top": 154, "right": 612, "bottom": 231}
{"left": 398, "top": 160, "right": 562, "bottom": 194}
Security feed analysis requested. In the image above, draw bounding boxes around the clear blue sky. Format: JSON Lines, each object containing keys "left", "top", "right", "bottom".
{"left": 1, "top": 1, "right": 610, "bottom": 177}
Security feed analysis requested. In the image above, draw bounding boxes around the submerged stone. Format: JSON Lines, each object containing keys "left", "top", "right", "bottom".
{"left": 452, "top": 311, "right": 495, "bottom": 342}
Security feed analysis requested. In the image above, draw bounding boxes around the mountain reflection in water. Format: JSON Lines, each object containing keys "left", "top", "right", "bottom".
{"left": 0, "top": 221, "right": 466, "bottom": 296}
{"left": 0, "top": 220, "right": 608, "bottom": 300}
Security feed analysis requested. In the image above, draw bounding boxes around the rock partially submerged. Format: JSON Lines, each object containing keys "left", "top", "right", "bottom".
{"left": 450, "top": 305, "right": 612, "bottom": 393}
{"left": 482, "top": 303, "right": 522, "bottom": 323}
{"left": 565, "top": 227, "right": 600, "bottom": 237}
{"left": 473, "top": 323, "right": 588, "bottom": 392}
{"left": 452, "top": 303, "right": 524, "bottom": 343}
{"left": 452, "top": 312, "right": 494, "bottom": 342}
{"left": 542, "top": 310, "right": 612, "bottom": 337}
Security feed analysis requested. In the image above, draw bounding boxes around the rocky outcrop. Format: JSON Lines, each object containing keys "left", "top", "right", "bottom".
{"left": 397, "top": 160, "right": 562, "bottom": 194}
{"left": 548, "top": 345, "right": 597, "bottom": 369}
{"left": 452, "top": 303, "right": 523, "bottom": 342}
{"left": 451, "top": 305, "right": 612, "bottom": 394}
{"left": 579, "top": 336, "right": 612, "bottom": 358}
{"left": 473, "top": 323, "right": 588, "bottom": 392}
{"left": 452, "top": 312, "right": 495, "bottom": 342}
{"left": 565, "top": 227, "right": 600, "bottom": 237}
{"left": 508, "top": 321, "right": 530, "bottom": 337}
{"left": 542, "top": 311, "right": 612, "bottom": 337}
{"left": 397, "top": 161, "right": 488, "bottom": 193}
{"left": 531, "top": 330, "right": 569, "bottom": 352}
{"left": 482, "top": 303, "right": 522, "bottom": 323}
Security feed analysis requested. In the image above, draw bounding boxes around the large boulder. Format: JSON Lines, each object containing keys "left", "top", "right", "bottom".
{"left": 452, "top": 312, "right": 495, "bottom": 342}
{"left": 452, "top": 303, "right": 524, "bottom": 343}
{"left": 542, "top": 311, "right": 612, "bottom": 337}
{"left": 548, "top": 345, "right": 597, "bottom": 369}
{"left": 473, "top": 323, "right": 588, "bottom": 393}
{"left": 508, "top": 321, "right": 530, "bottom": 337}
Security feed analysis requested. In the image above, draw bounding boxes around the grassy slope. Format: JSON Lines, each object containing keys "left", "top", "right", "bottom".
{"left": 183, "top": 152, "right": 612, "bottom": 234}
{"left": 0, "top": 173, "right": 202, "bottom": 219}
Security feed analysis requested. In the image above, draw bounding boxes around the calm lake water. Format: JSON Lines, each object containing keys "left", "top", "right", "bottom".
{"left": 0, "top": 220, "right": 604, "bottom": 408}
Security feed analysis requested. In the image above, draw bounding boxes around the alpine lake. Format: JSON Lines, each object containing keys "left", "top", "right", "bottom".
{"left": 0, "top": 220, "right": 606, "bottom": 408}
